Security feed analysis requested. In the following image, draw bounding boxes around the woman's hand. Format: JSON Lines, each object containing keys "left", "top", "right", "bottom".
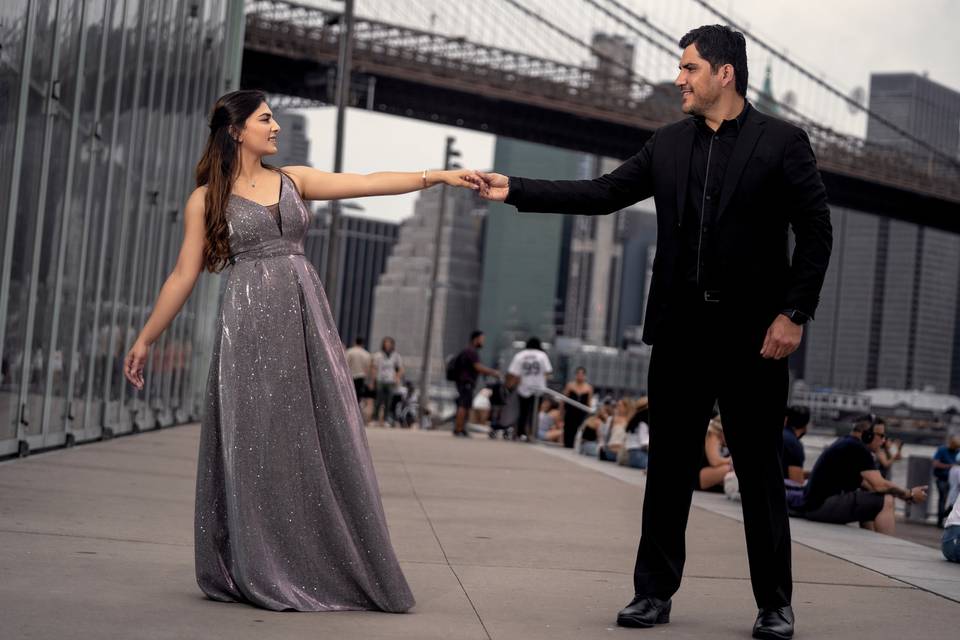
{"left": 439, "top": 168, "right": 483, "bottom": 190}
{"left": 124, "top": 339, "right": 150, "bottom": 390}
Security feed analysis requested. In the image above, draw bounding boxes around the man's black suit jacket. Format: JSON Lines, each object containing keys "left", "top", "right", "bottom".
{"left": 504, "top": 108, "right": 833, "bottom": 346}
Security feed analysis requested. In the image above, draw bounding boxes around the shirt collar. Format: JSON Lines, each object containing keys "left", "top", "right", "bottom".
{"left": 693, "top": 100, "right": 752, "bottom": 134}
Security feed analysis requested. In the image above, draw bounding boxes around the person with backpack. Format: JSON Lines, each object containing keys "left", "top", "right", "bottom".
{"left": 449, "top": 331, "right": 501, "bottom": 437}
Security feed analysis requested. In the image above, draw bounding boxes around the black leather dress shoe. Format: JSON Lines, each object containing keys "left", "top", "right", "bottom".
{"left": 752, "top": 605, "right": 794, "bottom": 640}
{"left": 615, "top": 595, "right": 671, "bottom": 628}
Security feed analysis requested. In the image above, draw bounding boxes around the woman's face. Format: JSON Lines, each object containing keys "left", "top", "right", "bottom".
{"left": 238, "top": 102, "right": 281, "bottom": 156}
{"left": 575, "top": 369, "right": 586, "bottom": 383}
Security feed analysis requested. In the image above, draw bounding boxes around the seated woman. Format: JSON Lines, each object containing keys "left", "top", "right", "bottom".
{"left": 620, "top": 397, "right": 650, "bottom": 469}
{"left": 578, "top": 403, "right": 611, "bottom": 457}
{"left": 698, "top": 416, "right": 732, "bottom": 492}
{"left": 536, "top": 398, "right": 564, "bottom": 443}
{"left": 599, "top": 398, "right": 636, "bottom": 462}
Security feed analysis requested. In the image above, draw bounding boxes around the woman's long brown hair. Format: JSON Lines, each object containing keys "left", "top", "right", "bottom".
{"left": 195, "top": 89, "right": 284, "bottom": 272}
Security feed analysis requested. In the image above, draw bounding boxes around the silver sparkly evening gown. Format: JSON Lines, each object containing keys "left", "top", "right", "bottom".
{"left": 194, "top": 172, "right": 414, "bottom": 612}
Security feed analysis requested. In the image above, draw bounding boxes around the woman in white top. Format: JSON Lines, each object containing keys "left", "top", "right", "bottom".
{"left": 620, "top": 396, "right": 650, "bottom": 469}
{"left": 599, "top": 397, "right": 637, "bottom": 462}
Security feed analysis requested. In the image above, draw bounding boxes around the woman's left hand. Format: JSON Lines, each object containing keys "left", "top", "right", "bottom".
{"left": 441, "top": 169, "right": 483, "bottom": 190}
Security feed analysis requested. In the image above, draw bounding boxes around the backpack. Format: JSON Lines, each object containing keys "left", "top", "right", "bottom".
{"left": 445, "top": 353, "right": 460, "bottom": 382}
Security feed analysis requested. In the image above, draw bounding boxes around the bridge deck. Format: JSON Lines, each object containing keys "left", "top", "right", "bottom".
{"left": 0, "top": 425, "right": 956, "bottom": 639}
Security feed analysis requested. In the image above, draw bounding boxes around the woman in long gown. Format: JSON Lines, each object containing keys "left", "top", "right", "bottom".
{"left": 123, "top": 90, "right": 481, "bottom": 613}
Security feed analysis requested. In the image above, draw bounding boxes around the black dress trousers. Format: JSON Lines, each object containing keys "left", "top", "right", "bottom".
{"left": 632, "top": 292, "right": 792, "bottom": 609}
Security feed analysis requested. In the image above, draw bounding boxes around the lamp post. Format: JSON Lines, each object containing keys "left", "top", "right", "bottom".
{"left": 418, "top": 136, "right": 461, "bottom": 427}
{"left": 323, "top": 0, "right": 354, "bottom": 316}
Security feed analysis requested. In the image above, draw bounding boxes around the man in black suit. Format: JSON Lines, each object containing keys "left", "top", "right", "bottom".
{"left": 475, "top": 25, "right": 831, "bottom": 640}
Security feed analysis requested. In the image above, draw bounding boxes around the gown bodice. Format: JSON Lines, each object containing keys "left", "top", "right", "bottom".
{"left": 225, "top": 172, "right": 312, "bottom": 264}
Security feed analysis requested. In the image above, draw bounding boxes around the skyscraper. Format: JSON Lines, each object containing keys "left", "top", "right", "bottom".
{"left": 562, "top": 156, "right": 641, "bottom": 347}
{"left": 801, "top": 73, "right": 960, "bottom": 394}
{"left": 305, "top": 211, "right": 400, "bottom": 349}
{"left": 866, "top": 73, "right": 960, "bottom": 160}
{"left": 270, "top": 109, "right": 311, "bottom": 167}
{"left": 477, "top": 138, "right": 587, "bottom": 359}
{"left": 369, "top": 185, "right": 486, "bottom": 382}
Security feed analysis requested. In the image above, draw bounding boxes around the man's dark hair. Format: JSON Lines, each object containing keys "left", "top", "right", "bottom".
{"left": 678, "top": 24, "right": 748, "bottom": 97}
{"left": 470, "top": 330, "right": 484, "bottom": 342}
{"left": 575, "top": 366, "right": 587, "bottom": 374}
{"left": 851, "top": 413, "right": 877, "bottom": 434}
{"left": 355, "top": 336, "right": 365, "bottom": 346}
{"left": 784, "top": 405, "right": 810, "bottom": 431}
{"left": 526, "top": 336, "right": 542, "bottom": 350}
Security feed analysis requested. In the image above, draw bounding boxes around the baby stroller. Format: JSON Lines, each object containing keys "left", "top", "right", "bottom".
{"left": 393, "top": 381, "right": 421, "bottom": 428}
{"left": 487, "top": 373, "right": 520, "bottom": 439}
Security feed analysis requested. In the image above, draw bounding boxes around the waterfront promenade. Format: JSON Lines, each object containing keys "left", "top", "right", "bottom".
{"left": 1, "top": 424, "right": 957, "bottom": 639}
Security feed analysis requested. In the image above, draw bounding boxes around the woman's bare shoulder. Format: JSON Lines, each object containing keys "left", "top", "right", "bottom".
{"left": 280, "top": 166, "right": 308, "bottom": 196}
{"left": 185, "top": 186, "right": 208, "bottom": 220}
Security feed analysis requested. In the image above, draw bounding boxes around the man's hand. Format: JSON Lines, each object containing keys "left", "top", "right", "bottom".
{"left": 909, "top": 486, "right": 928, "bottom": 503}
{"left": 760, "top": 314, "right": 803, "bottom": 360}
{"left": 476, "top": 172, "right": 510, "bottom": 202}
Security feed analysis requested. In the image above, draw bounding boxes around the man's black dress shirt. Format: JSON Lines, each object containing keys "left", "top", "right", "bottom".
{"left": 680, "top": 101, "right": 752, "bottom": 292}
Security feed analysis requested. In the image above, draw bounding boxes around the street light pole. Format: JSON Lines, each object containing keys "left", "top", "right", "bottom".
{"left": 418, "top": 136, "right": 460, "bottom": 427}
{"left": 324, "top": 0, "right": 354, "bottom": 317}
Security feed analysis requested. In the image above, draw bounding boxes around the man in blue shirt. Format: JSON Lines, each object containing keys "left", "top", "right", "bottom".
{"left": 782, "top": 406, "right": 809, "bottom": 484}
{"left": 799, "top": 415, "right": 927, "bottom": 534}
{"left": 932, "top": 435, "right": 960, "bottom": 527}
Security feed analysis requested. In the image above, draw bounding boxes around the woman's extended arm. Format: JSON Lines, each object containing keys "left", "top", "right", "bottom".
{"left": 124, "top": 188, "right": 207, "bottom": 390}
{"left": 282, "top": 166, "right": 480, "bottom": 201}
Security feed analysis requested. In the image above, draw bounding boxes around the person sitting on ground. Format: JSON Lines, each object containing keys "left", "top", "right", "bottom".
{"left": 796, "top": 415, "right": 927, "bottom": 535}
{"left": 536, "top": 398, "right": 564, "bottom": 443}
{"left": 698, "top": 416, "right": 732, "bottom": 492}
{"left": 579, "top": 401, "right": 612, "bottom": 458}
{"left": 932, "top": 434, "right": 960, "bottom": 528}
{"left": 619, "top": 396, "right": 651, "bottom": 469}
{"left": 599, "top": 397, "right": 636, "bottom": 462}
{"left": 560, "top": 366, "right": 594, "bottom": 449}
{"left": 782, "top": 405, "right": 810, "bottom": 484}
{"left": 873, "top": 418, "right": 902, "bottom": 480}
{"left": 942, "top": 486, "right": 960, "bottom": 563}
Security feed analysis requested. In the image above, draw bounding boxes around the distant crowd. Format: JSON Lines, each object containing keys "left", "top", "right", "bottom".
{"left": 345, "top": 331, "right": 960, "bottom": 564}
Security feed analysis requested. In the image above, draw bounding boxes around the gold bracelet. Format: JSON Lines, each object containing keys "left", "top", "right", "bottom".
{"left": 421, "top": 169, "right": 428, "bottom": 189}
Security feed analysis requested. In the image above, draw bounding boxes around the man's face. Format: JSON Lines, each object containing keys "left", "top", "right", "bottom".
{"left": 474, "top": 335, "right": 485, "bottom": 349}
{"left": 675, "top": 44, "right": 726, "bottom": 116}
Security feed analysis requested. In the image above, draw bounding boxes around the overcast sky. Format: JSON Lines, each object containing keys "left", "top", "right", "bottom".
{"left": 287, "top": 0, "right": 960, "bottom": 223}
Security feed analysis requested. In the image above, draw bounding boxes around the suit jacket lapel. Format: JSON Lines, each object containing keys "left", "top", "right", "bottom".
{"left": 675, "top": 121, "right": 695, "bottom": 227}
{"left": 717, "top": 112, "right": 765, "bottom": 221}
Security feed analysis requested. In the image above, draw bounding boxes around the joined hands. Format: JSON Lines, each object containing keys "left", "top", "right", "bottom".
{"left": 460, "top": 172, "right": 510, "bottom": 202}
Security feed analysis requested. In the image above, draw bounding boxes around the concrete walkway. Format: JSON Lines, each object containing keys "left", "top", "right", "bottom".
{"left": 0, "top": 425, "right": 957, "bottom": 639}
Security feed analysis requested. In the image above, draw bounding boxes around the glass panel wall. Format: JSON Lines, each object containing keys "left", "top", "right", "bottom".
{"left": 0, "top": 0, "right": 240, "bottom": 457}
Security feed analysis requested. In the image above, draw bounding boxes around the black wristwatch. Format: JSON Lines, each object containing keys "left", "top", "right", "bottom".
{"left": 780, "top": 309, "right": 810, "bottom": 325}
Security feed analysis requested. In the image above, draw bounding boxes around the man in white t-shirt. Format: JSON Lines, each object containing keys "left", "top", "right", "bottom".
{"left": 507, "top": 337, "right": 553, "bottom": 441}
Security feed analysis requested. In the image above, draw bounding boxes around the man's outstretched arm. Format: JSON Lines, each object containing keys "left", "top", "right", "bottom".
{"left": 476, "top": 133, "right": 657, "bottom": 215}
